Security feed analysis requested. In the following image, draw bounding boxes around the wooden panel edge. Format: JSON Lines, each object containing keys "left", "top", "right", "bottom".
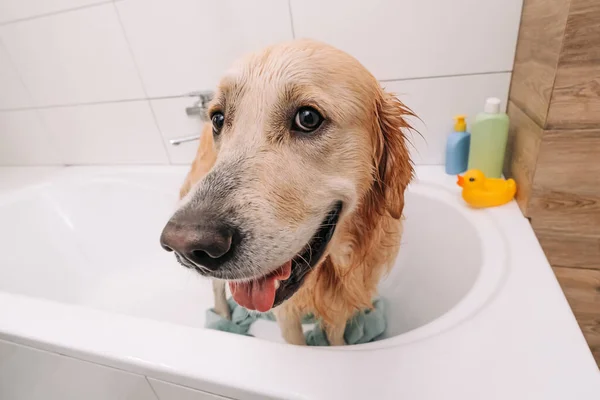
{"left": 504, "top": 101, "right": 543, "bottom": 216}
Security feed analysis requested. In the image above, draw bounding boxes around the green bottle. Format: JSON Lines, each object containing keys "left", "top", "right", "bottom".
{"left": 467, "top": 97, "right": 510, "bottom": 178}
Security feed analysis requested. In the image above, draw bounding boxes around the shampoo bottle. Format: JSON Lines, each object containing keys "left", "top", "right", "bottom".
{"left": 445, "top": 115, "right": 470, "bottom": 174}
{"left": 468, "top": 98, "right": 509, "bottom": 178}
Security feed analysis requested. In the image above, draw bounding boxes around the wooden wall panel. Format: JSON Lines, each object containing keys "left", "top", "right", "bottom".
{"left": 547, "top": 0, "right": 600, "bottom": 129}
{"left": 553, "top": 267, "right": 600, "bottom": 365}
{"left": 509, "top": 0, "right": 600, "bottom": 367}
{"left": 528, "top": 129, "right": 600, "bottom": 238}
{"left": 535, "top": 229, "right": 600, "bottom": 270}
{"left": 509, "top": 0, "right": 571, "bottom": 127}
{"left": 529, "top": 190, "right": 600, "bottom": 237}
{"left": 504, "top": 101, "right": 543, "bottom": 215}
{"left": 534, "top": 129, "right": 600, "bottom": 196}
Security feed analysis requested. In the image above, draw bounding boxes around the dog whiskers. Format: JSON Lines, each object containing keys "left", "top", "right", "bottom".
{"left": 296, "top": 253, "right": 311, "bottom": 269}
{"left": 191, "top": 261, "right": 211, "bottom": 274}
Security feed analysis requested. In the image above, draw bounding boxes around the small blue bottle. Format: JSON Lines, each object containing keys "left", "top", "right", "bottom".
{"left": 445, "top": 115, "right": 471, "bottom": 175}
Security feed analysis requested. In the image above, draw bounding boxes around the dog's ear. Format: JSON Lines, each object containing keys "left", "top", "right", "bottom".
{"left": 372, "top": 91, "right": 414, "bottom": 219}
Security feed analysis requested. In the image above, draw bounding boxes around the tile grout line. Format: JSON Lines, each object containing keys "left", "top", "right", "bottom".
{"left": 287, "top": 0, "right": 296, "bottom": 39}
{"left": 0, "top": 1, "right": 114, "bottom": 27}
{"left": 0, "top": 35, "right": 67, "bottom": 164}
{"left": 0, "top": 94, "right": 187, "bottom": 112}
{"left": 0, "top": 36, "right": 37, "bottom": 108}
{"left": 111, "top": 1, "right": 173, "bottom": 164}
{"left": 144, "top": 376, "right": 162, "bottom": 400}
{"left": 0, "top": 71, "right": 513, "bottom": 113}
{"left": 379, "top": 70, "right": 512, "bottom": 83}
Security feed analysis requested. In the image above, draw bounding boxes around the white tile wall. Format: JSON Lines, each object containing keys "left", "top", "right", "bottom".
{"left": 0, "top": 0, "right": 523, "bottom": 166}
{"left": 390, "top": 73, "right": 512, "bottom": 165}
{"left": 150, "top": 97, "right": 205, "bottom": 164}
{"left": 291, "top": 0, "right": 523, "bottom": 80}
{"left": 0, "top": 339, "right": 157, "bottom": 400}
{"left": 0, "top": 41, "right": 32, "bottom": 109}
{"left": 40, "top": 101, "right": 168, "bottom": 164}
{"left": 0, "top": 0, "right": 107, "bottom": 24}
{"left": 0, "top": 110, "right": 62, "bottom": 165}
{"left": 152, "top": 74, "right": 513, "bottom": 166}
{"left": 116, "top": 0, "right": 294, "bottom": 97}
{"left": 0, "top": 3, "right": 145, "bottom": 107}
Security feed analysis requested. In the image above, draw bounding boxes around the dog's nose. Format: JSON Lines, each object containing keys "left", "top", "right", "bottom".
{"left": 160, "top": 220, "right": 236, "bottom": 271}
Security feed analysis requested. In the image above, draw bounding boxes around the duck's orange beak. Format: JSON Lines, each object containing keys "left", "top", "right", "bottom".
{"left": 457, "top": 175, "right": 465, "bottom": 187}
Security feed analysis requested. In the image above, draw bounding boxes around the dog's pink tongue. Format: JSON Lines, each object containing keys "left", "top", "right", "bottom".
{"left": 229, "top": 261, "right": 292, "bottom": 312}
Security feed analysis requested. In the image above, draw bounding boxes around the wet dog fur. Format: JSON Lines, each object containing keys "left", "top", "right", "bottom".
{"left": 175, "top": 40, "right": 413, "bottom": 345}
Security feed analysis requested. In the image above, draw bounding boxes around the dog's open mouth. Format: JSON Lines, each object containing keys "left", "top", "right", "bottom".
{"left": 229, "top": 201, "right": 343, "bottom": 312}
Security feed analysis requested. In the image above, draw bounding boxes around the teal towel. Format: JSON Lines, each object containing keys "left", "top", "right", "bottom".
{"left": 205, "top": 298, "right": 386, "bottom": 346}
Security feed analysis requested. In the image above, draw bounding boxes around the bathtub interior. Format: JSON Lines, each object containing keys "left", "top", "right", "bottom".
{"left": 0, "top": 170, "right": 482, "bottom": 342}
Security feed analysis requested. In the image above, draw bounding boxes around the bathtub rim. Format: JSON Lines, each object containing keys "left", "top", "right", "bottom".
{"left": 0, "top": 165, "right": 598, "bottom": 400}
{"left": 0, "top": 165, "right": 506, "bottom": 349}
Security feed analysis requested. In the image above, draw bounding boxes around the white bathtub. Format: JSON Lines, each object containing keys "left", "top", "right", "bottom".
{"left": 0, "top": 166, "right": 598, "bottom": 400}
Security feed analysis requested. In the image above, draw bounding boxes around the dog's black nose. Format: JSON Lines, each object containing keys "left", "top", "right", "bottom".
{"left": 160, "top": 219, "right": 237, "bottom": 271}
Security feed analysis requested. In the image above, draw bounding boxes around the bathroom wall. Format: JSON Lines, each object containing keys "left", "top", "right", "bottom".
{"left": 505, "top": 0, "right": 600, "bottom": 365}
{"left": 0, "top": 0, "right": 523, "bottom": 166}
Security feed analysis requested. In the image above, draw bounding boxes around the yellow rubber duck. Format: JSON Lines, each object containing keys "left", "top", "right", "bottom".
{"left": 456, "top": 169, "right": 517, "bottom": 208}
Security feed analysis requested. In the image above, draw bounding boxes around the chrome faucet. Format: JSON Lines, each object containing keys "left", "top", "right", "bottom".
{"left": 169, "top": 91, "right": 214, "bottom": 146}
{"left": 185, "top": 91, "right": 213, "bottom": 119}
{"left": 169, "top": 135, "right": 203, "bottom": 146}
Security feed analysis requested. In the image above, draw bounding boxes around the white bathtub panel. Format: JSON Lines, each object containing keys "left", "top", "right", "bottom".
{"left": 0, "top": 42, "right": 32, "bottom": 110}
{"left": 150, "top": 97, "right": 206, "bottom": 165}
{"left": 291, "top": 0, "right": 522, "bottom": 81}
{"left": 149, "top": 379, "right": 230, "bottom": 400}
{"left": 0, "top": 4, "right": 145, "bottom": 106}
{"left": 0, "top": 0, "right": 106, "bottom": 24}
{"left": 116, "top": 0, "right": 293, "bottom": 97}
{"left": 0, "top": 339, "right": 157, "bottom": 400}
{"left": 0, "top": 110, "right": 62, "bottom": 165}
{"left": 391, "top": 72, "right": 511, "bottom": 165}
{"left": 40, "top": 101, "right": 168, "bottom": 164}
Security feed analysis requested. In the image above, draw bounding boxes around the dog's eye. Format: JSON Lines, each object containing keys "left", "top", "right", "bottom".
{"left": 211, "top": 112, "right": 225, "bottom": 135}
{"left": 293, "top": 107, "right": 323, "bottom": 133}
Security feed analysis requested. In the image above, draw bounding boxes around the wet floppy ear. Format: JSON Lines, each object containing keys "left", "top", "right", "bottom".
{"left": 372, "top": 91, "right": 414, "bottom": 219}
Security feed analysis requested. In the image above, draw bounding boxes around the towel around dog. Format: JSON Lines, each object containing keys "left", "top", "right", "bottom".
{"left": 205, "top": 298, "right": 386, "bottom": 346}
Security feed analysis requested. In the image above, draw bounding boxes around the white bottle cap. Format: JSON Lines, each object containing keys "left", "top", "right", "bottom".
{"left": 484, "top": 97, "right": 502, "bottom": 114}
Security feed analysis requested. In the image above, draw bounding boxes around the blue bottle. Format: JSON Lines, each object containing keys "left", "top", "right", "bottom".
{"left": 445, "top": 115, "right": 471, "bottom": 175}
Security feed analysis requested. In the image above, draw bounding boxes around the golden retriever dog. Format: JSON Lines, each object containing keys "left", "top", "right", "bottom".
{"left": 160, "top": 40, "right": 414, "bottom": 345}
